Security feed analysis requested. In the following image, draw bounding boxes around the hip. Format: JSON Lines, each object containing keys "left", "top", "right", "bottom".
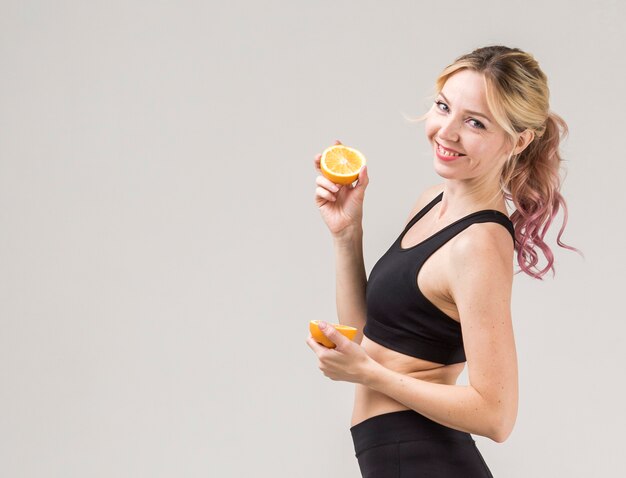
{"left": 350, "top": 410, "right": 493, "bottom": 478}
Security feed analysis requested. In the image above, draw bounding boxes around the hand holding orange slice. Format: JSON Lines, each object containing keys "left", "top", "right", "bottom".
{"left": 309, "top": 320, "right": 358, "bottom": 348}
{"left": 320, "top": 145, "right": 367, "bottom": 185}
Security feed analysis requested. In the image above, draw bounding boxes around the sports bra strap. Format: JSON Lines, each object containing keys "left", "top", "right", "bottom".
{"left": 401, "top": 191, "right": 515, "bottom": 244}
{"left": 403, "top": 192, "right": 444, "bottom": 232}
{"left": 436, "top": 210, "right": 516, "bottom": 244}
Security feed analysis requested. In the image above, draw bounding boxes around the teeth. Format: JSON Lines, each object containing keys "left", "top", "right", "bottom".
{"left": 438, "top": 144, "right": 462, "bottom": 156}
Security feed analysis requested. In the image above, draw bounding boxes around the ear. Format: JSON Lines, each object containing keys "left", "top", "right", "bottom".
{"left": 512, "top": 129, "right": 535, "bottom": 156}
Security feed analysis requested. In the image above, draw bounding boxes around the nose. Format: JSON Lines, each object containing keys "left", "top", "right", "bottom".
{"left": 437, "top": 117, "right": 460, "bottom": 143}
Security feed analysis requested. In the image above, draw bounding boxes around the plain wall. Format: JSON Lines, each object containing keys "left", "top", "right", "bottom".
{"left": 1, "top": 0, "right": 625, "bottom": 476}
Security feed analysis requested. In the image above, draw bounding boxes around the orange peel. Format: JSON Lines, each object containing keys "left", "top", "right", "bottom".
{"left": 309, "top": 320, "right": 358, "bottom": 348}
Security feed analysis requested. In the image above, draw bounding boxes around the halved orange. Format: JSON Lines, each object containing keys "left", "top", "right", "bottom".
{"left": 320, "top": 145, "right": 366, "bottom": 185}
{"left": 309, "top": 320, "right": 358, "bottom": 348}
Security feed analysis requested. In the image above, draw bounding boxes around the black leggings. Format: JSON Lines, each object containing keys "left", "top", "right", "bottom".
{"left": 350, "top": 410, "right": 494, "bottom": 477}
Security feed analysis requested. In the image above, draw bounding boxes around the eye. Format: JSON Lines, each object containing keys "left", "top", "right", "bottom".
{"left": 435, "top": 100, "right": 486, "bottom": 130}
{"left": 434, "top": 100, "right": 449, "bottom": 112}
{"left": 468, "top": 119, "right": 486, "bottom": 130}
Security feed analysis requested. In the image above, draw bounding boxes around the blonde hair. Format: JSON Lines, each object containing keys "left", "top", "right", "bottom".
{"left": 415, "top": 45, "right": 577, "bottom": 278}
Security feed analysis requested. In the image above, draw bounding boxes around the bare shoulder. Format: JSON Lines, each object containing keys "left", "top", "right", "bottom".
{"left": 403, "top": 183, "right": 445, "bottom": 227}
{"left": 450, "top": 222, "right": 514, "bottom": 276}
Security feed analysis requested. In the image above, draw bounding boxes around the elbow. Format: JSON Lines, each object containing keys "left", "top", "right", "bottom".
{"left": 490, "top": 426, "right": 512, "bottom": 443}
{"left": 489, "top": 408, "right": 517, "bottom": 443}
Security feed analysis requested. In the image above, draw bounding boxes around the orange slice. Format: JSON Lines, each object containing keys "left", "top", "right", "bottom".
{"left": 309, "top": 320, "right": 358, "bottom": 348}
{"left": 320, "top": 145, "right": 366, "bottom": 185}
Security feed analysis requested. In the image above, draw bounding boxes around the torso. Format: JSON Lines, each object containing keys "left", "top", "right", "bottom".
{"left": 352, "top": 188, "right": 508, "bottom": 427}
{"left": 352, "top": 337, "right": 466, "bottom": 426}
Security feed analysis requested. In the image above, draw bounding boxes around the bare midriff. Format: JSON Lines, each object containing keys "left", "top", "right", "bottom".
{"left": 351, "top": 335, "right": 465, "bottom": 427}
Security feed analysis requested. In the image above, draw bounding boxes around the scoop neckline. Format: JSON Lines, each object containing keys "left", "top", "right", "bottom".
{"left": 397, "top": 198, "right": 510, "bottom": 252}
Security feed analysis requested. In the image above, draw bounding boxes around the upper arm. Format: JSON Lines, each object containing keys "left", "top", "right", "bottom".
{"left": 449, "top": 224, "right": 518, "bottom": 433}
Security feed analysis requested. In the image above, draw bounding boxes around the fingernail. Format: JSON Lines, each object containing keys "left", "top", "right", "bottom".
{"left": 331, "top": 185, "right": 339, "bottom": 192}
{"left": 318, "top": 320, "right": 327, "bottom": 329}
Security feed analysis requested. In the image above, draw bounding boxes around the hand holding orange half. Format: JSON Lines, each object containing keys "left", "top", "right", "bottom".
{"left": 313, "top": 140, "right": 370, "bottom": 237}
{"left": 309, "top": 320, "right": 358, "bottom": 348}
{"left": 307, "top": 320, "right": 374, "bottom": 385}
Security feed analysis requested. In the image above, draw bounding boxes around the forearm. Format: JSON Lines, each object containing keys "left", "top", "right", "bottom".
{"left": 363, "top": 361, "right": 505, "bottom": 442}
{"left": 333, "top": 227, "right": 367, "bottom": 341}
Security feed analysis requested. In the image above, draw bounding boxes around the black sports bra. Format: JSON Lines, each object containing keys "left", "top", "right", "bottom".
{"left": 363, "top": 191, "right": 515, "bottom": 365}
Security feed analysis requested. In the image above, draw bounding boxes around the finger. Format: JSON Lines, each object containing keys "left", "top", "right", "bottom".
{"left": 306, "top": 335, "right": 327, "bottom": 355}
{"left": 315, "top": 186, "right": 336, "bottom": 202}
{"left": 317, "top": 320, "right": 350, "bottom": 351}
{"left": 334, "top": 139, "right": 342, "bottom": 145}
{"left": 313, "top": 153, "right": 322, "bottom": 172}
{"left": 355, "top": 165, "right": 369, "bottom": 189}
{"left": 316, "top": 175, "right": 340, "bottom": 193}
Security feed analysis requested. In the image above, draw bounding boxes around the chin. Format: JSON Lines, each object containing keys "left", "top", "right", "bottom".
{"left": 433, "top": 157, "right": 462, "bottom": 180}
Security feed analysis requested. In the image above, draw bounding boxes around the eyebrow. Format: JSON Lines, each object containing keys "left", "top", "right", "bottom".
{"left": 438, "top": 93, "right": 492, "bottom": 123}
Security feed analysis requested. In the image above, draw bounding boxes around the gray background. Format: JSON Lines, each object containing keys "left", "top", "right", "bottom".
{"left": 1, "top": 0, "right": 625, "bottom": 476}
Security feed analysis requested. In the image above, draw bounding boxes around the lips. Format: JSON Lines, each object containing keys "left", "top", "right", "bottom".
{"left": 435, "top": 141, "right": 466, "bottom": 162}
{"left": 436, "top": 141, "right": 465, "bottom": 155}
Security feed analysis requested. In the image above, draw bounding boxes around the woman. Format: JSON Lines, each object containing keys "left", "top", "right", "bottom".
{"left": 306, "top": 45, "right": 576, "bottom": 477}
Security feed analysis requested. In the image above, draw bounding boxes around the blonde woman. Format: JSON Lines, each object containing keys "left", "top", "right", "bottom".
{"left": 307, "top": 45, "right": 576, "bottom": 477}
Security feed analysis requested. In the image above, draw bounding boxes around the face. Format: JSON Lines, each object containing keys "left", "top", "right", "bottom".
{"left": 424, "top": 69, "right": 514, "bottom": 182}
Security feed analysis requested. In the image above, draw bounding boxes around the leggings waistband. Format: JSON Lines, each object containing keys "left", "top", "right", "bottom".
{"left": 350, "top": 410, "right": 474, "bottom": 455}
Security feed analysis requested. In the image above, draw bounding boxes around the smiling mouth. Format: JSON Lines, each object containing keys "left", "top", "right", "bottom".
{"left": 436, "top": 142, "right": 465, "bottom": 157}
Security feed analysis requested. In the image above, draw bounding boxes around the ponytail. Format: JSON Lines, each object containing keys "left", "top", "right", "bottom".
{"left": 502, "top": 112, "right": 578, "bottom": 279}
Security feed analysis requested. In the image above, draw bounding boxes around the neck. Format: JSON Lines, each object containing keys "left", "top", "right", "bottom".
{"left": 438, "top": 177, "right": 507, "bottom": 219}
